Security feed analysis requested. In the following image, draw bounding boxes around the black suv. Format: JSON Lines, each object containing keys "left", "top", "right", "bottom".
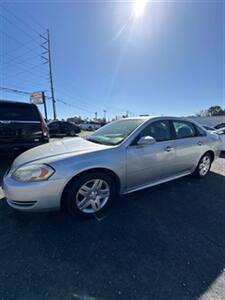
{"left": 0, "top": 100, "right": 49, "bottom": 153}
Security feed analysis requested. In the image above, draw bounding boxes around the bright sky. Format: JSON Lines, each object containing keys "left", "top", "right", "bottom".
{"left": 1, "top": 0, "right": 224, "bottom": 120}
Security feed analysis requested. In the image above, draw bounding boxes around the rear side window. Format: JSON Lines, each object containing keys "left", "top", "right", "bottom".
{"left": 62, "top": 122, "right": 71, "bottom": 129}
{"left": 173, "top": 121, "right": 196, "bottom": 139}
{"left": 0, "top": 103, "right": 40, "bottom": 121}
{"left": 49, "top": 122, "right": 60, "bottom": 129}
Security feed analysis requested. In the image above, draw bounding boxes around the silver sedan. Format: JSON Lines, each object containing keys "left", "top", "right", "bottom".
{"left": 3, "top": 116, "right": 221, "bottom": 217}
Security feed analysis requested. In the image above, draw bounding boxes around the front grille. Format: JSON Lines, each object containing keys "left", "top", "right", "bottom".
{"left": 8, "top": 200, "right": 37, "bottom": 207}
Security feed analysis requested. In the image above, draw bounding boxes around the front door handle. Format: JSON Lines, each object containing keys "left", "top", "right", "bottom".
{"left": 165, "top": 146, "right": 173, "bottom": 152}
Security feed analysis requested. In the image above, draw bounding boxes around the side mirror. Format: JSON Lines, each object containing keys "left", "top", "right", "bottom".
{"left": 216, "top": 130, "right": 225, "bottom": 135}
{"left": 137, "top": 136, "right": 156, "bottom": 146}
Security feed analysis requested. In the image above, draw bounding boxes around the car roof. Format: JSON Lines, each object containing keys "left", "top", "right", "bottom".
{"left": 48, "top": 120, "right": 61, "bottom": 124}
{"left": 48, "top": 120, "right": 73, "bottom": 124}
{"left": 0, "top": 100, "right": 36, "bottom": 108}
{"left": 122, "top": 116, "right": 197, "bottom": 122}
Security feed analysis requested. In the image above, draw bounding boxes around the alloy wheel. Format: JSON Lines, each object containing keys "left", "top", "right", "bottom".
{"left": 199, "top": 155, "right": 211, "bottom": 176}
{"left": 76, "top": 179, "right": 110, "bottom": 213}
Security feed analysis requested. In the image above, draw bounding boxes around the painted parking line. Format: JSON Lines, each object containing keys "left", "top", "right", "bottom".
{"left": 0, "top": 187, "right": 5, "bottom": 200}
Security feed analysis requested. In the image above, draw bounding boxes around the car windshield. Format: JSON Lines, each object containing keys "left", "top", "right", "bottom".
{"left": 87, "top": 118, "right": 145, "bottom": 146}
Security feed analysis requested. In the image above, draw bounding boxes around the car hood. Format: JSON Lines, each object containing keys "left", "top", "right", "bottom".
{"left": 11, "top": 137, "right": 109, "bottom": 169}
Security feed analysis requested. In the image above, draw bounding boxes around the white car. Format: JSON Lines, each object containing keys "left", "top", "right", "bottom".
{"left": 214, "top": 128, "right": 225, "bottom": 151}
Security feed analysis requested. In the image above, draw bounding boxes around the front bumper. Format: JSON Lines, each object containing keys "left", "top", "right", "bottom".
{"left": 2, "top": 176, "right": 65, "bottom": 212}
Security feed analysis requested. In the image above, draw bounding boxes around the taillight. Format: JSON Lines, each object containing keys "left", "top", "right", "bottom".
{"left": 39, "top": 113, "right": 49, "bottom": 136}
{"left": 42, "top": 121, "right": 49, "bottom": 136}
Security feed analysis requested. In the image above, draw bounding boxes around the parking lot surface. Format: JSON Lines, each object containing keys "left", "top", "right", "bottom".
{"left": 0, "top": 149, "right": 225, "bottom": 300}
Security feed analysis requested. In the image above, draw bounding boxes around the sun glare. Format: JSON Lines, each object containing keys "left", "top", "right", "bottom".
{"left": 133, "top": 0, "right": 147, "bottom": 18}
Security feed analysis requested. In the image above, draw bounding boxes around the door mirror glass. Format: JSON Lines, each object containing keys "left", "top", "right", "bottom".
{"left": 137, "top": 136, "right": 156, "bottom": 145}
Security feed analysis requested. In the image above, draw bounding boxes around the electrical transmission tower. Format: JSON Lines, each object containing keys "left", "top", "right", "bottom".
{"left": 40, "top": 29, "right": 57, "bottom": 120}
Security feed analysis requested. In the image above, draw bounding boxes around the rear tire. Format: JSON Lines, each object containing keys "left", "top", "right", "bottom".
{"left": 65, "top": 172, "right": 116, "bottom": 218}
{"left": 193, "top": 153, "right": 212, "bottom": 178}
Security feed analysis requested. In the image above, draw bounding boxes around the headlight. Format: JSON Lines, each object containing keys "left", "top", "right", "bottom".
{"left": 12, "top": 164, "right": 55, "bottom": 182}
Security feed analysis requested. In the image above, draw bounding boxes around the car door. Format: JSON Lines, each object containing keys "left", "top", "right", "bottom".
{"left": 49, "top": 122, "right": 60, "bottom": 136}
{"left": 126, "top": 120, "right": 176, "bottom": 191}
{"left": 59, "top": 122, "right": 66, "bottom": 135}
{"left": 216, "top": 128, "right": 225, "bottom": 151}
{"left": 171, "top": 120, "right": 204, "bottom": 173}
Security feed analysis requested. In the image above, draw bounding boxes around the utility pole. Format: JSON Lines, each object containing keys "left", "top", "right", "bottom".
{"left": 40, "top": 29, "right": 57, "bottom": 120}
{"left": 103, "top": 110, "right": 107, "bottom": 121}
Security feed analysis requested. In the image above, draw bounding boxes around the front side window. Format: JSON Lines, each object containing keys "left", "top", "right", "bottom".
{"left": 173, "top": 121, "right": 196, "bottom": 139}
{"left": 136, "top": 120, "right": 171, "bottom": 143}
{"left": 196, "top": 125, "right": 207, "bottom": 136}
{"left": 87, "top": 118, "right": 145, "bottom": 145}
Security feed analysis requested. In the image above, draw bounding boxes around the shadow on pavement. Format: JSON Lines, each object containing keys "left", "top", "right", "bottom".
{"left": 0, "top": 168, "right": 225, "bottom": 299}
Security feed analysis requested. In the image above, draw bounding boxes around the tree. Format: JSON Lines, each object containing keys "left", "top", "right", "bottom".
{"left": 196, "top": 110, "right": 209, "bottom": 117}
{"left": 196, "top": 106, "right": 225, "bottom": 117}
{"left": 208, "top": 106, "right": 225, "bottom": 116}
{"left": 67, "top": 116, "right": 83, "bottom": 124}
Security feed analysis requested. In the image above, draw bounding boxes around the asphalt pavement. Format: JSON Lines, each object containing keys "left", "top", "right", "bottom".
{"left": 0, "top": 151, "right": 225, "bottom": 300}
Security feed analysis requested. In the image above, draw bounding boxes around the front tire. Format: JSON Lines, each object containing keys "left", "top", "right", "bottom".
{"left": 193, "top": 153, "right": 212, "bottom": 178}
{"left": 65, "top": 172, "right": 116, "bottom": 218}
{"left": 69, "top": 130, "right": 76, "bottom": 136}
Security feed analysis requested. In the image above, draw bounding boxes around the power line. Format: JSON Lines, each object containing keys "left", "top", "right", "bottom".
{"left": 54, "top": 87, "right": 96, "bottom": 112}
{"left": 0, "top": 46, "right": 41, "bottom": 65}
{"left": 0, "top": 86, "right": 124, "bottom": 117}
{"left": 55, "top": 78, "right": 135, "bottom": 115}
{"left": 0, "top": 86, "right": 34, "bottom": 96}
{"left": 3, "top": 59, "right": 48, "bottom": 76}
{"left": 3, "top": 63, "right": 48, "bottom": 81}
{"left": 1, "top": 5, "right": 43, "bottom": 36}
{"left": 2, "top": 55, "right": 47, "bottom": 73}
{"left": 1, "top": 52, "right": 42, "bottom": 67}
{"left": 0, "top": 86, "right": 92, "bottom": 115}
{"left": 0, "top": 5, "right": 53, "bottom": 118}
{"left": 0, "top": 29, "right": 41, "bottom": 56}
{"left": 0, "top": 6, "right": 134, "bottom": 118}
{"left": 1, "top": 83, "right": 49, "bottom": 95}
{"left": 0, "top": 13, "right": 41, "bottom": 46}
{"left": 3, "top": 80, "right": 49, "bottom": 93}
{"left": 55, "top": 98, "right": 92, "bottom": 114}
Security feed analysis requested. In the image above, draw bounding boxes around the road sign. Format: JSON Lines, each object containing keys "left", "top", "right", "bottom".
{"left": 30, "top": 91, "right": 45, "bottom": 105}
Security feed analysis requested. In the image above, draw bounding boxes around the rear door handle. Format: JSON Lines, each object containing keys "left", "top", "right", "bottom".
{"left": 164, "top": 146, "right": 173, "bottom": 152}
{"left": 197, "top": 141, "right": 203, "bottom": 146}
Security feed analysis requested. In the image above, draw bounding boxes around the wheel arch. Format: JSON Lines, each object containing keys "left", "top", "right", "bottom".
{"left": 203, "top": 150, "right": 215, "bottom": 162}
{"left": 60, "top": 167, "right": 121, "bottom": 209}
